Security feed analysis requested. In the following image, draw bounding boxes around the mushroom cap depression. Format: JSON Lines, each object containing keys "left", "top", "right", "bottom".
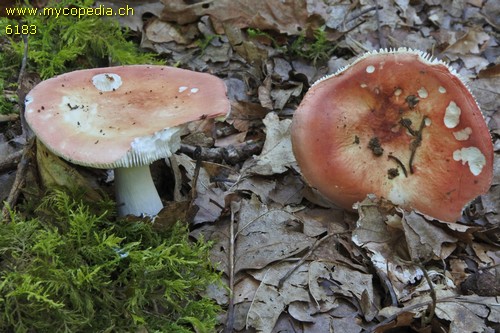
{"left": 25, "top": 65, "right": 230, "bottom": 168}
{"left": 291, "top": 48, "right": 493, "bottom": 222}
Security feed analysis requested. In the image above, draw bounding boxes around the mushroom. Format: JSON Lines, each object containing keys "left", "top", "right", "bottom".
{"left": 25, "top": 65, "right": 230, "bottom": 216}
{"left": 291, "top": 48, "right": 494, "bottom": 222}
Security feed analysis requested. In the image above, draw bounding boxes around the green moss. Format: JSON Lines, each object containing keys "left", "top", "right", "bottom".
{"left": 289, "top": 26, "right": 336, "bottom": 65}
{"left": 0, "top": 189, "right": 221, "bottom": 332}
{"left": 0, "top": 0, "right": 160, "bottom": 114}
{"left": 246, "top": 26, "right": 336, "bottom": 65}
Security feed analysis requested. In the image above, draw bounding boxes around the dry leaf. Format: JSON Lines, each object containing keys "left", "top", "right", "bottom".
{"left": 160, "top": 0, "right": 325, "bottom": 35}
{"left": 242, "top": 112, "right": 296, "bottom": 176}
{"left": 308, "top": 261, "right": 375, "bottom": 318}
{"left": 96, "top": 0, "right": 164, "bottom": 31}
{"left": 144, "top": 18, "right": 188, "bottom": 44}
{"left": 235, "top": 195, "right": 314, "bottom": 272}
{"left": 246, "top": 262, "right": 310, "bottom": 332}
{"left": 352, "top": 196, "right": 424, "bottom": 300}
{"left": 401, "top": 211, "right": 458, "bottom": 261}
{"left": 36, "top": 140, "right": 102, "bottom": 202}
{"left": 174, "top": 154, "right": 225, "bottom": 224}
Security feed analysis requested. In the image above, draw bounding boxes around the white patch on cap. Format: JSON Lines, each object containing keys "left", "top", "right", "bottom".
{"left": 444, "top": 101, "right": 461, "bottom": 129}
{"left": 25, "top": 95, "right": 33, "bottom": 106}
{"left": 425, "top": 118, "right": 432, "bottom": 126}
{"left": 438, "top": 86, "right": 446, "bottom": 94}
{"left": 190, "top": 87, "right": 199, "bottom": 93}
{"left": 92, "top": 73, "right": 122, "bottom": 92}
{"left": 453, "top": 147, "right": 486, "bottom": 176}
{"left": 360, "top": 83, "right": 368, "bottom": 88}
{"left": 178, "top": 86, "right": 188, "bottom": 93}
{"left": 61, "top": 96, "right": 97, "bottom": 132}
{"left": 387, "top": 185, "right": 409, "bottom": 206}
{"left": 453, "top": 127, "right": 472, "bottom": 141}
{"left": 394, "top": 88, "right": 402, "bottom": 96}
{"left": 417, "top": 87, "right": 428, "bottom": 99}
{"left": 366, "top": 65, "right": 375, "bottom": 73}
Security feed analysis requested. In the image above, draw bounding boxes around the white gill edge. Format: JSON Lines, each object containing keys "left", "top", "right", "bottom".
{"left": 59, "top": 126, "right": 183, "bottom": 170}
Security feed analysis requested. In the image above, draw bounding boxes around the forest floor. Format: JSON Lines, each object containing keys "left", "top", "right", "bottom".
{"left": 1, "top": 0, "right": 499, "bottom": 332}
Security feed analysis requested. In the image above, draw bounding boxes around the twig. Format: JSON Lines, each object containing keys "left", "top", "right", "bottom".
{"left": 408, "top": 116, "right": 427, "bottom": 174}
{"left": 180, "top": 140, "right": 263, "bottom": 165}
{"left": 278, "top": 231, "right": 351, "bottom": 288}
{"left": 2, "top": 33, "right": 32, "bottom": 222}
{"left": 387, "top": 154, "right": 408, "bottom": 178}
{"left": 17, "top": 33, "right": 32, "bottom": 140}
{"left": 2, "top": 138, "right": 34, "bottom": 222}
{"left": 0, "top": 150, "right": 23, "bottom": 172}
{"left": 365, "top": 295, "right": 457, "bottom": 333}
{"left": 346, "top": 5, "right": 383, "bottom": 25}
{"left": 373, "top": 0, "right": 387, "bottom": 49}
{"left": 0, "top": 114, "right": 19, "bottom": 123}
{"left": 377, "top": 265, "right": 399, "bottom": 306}
{"left": 223, "top": 204, "right": 237, "bottom": 333}
{"left": 418, "top": 263, "right": 437, "bottom": 326}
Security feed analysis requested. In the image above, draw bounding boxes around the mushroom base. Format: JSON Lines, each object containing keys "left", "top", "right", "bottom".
{"left": 114, "top": 165, "right": 163, "bottom": 216}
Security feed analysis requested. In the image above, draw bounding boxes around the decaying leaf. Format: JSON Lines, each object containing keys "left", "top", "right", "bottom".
{"left": 36, "top": 140, "right": 102, "bottom": 202}
{"left": 352, "top": 196, "right": 463, "bottom": 301}
{"left": 308, "top": 261, "right": 376, "bottom": 319}
{"left": 96, "top": 0, "right": 164, "bottom": 31}
{"left": 241, "top": 112, "right": 296, "bottom": 176}
{"left": 401, "top": 211, "right": 458, "bottom": 261}
{"left": 160, "top": 0, "right": 326, "bottom": 35}
{"left": 234, "top": 195, "right": 314, "bottom": 272}
{"left": 380, "top": 292, "right": 500, "bottom": 333}
{"left": 174, "top": 154, "right": 226, "bottom": 224}
{"left": 246, "top": 262, "right": 310, "bottom": 332}
{"left": 144, "top": 18, "right": 189, "bottom": 44}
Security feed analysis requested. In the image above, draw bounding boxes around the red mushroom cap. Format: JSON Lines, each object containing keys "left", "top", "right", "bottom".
{"left": 291, "top": 48, "right": 494, "bottom": 222}
{"left": 25, "top": 65, "right": 230, "bottom": 168}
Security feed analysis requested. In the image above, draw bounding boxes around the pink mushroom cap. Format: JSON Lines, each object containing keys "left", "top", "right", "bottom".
{"left": 25, "top": 65, "right": 230, "bottom": 168}
{"left": 292, "top": 48, "right": 494, "bottom": 222}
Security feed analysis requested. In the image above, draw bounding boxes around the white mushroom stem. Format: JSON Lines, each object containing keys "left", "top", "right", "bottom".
{"left": 114, "top": 165, "right": 163, "bottom": 217}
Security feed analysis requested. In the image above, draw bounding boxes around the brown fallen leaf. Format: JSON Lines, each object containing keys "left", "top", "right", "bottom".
{"left": 234, "top": 195, "right": 314, "bottom": 272}
{"left": 241, "top": 112, "right": 296, "bottom": 176}
{"left": 352, "top": 196, "right": 426, "bottom": 300}
{"left": 308, "top": 260, "right": 376, "bottom": 319}
{"left": 36, "top": 139, "right": 102, "bottom": 202}
{"left": 96, "top": 0, "right": 164, "bottom": 31}
{"left": 460, "top": 266, "right": 500, "bottom": 296}
{"left": 401, "top": 211, "right": 458, "bottom": 261}
{"left": 246, "top": 261, "right": 310, "bottom": 332}
{"left": 159, "top": 0, "right": 326, "bottom": 35}
{"left": 174, "top": 154, "right": 226, "bottom": 224}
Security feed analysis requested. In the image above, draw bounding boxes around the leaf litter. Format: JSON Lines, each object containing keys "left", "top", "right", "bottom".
{"left": 2, "top": 0, "right": 500, "bottom": 332}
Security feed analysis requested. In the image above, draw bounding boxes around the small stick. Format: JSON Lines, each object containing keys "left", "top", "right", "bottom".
{"left": 0, "top": 150, "right": 23, "bottom": 172}
{"left": 223, "top": 204, "right": 237, "bottom": 333}
{"left": 17, "top": 33, "right": 32, "bottom": 140}
{"left": 190, "top": 146, "right": 202, "bottom": 202}
{"left": 373, "top": 0, "right": 387, "bottom": 49}
{"left": 418, "top": 263, "right": 437, "bottom": 326}
{"left": 2, "top": 139, "right": 34, "bottom": 222}
{"left": 387, "top": 154, "right": 408, "bottom": 177}
{"left": 0, "top": 114, "right": 19, "bottom": 123}
{"left": 408, "top": 116, "right": 427, "bottom": 174}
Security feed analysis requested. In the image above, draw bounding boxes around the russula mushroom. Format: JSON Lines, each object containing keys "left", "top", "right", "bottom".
{"left": 292, "top": 48, "right": 493, "bottom": 222}
{"left": 25, "top": 65, "right": 230, "bottom": 216}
